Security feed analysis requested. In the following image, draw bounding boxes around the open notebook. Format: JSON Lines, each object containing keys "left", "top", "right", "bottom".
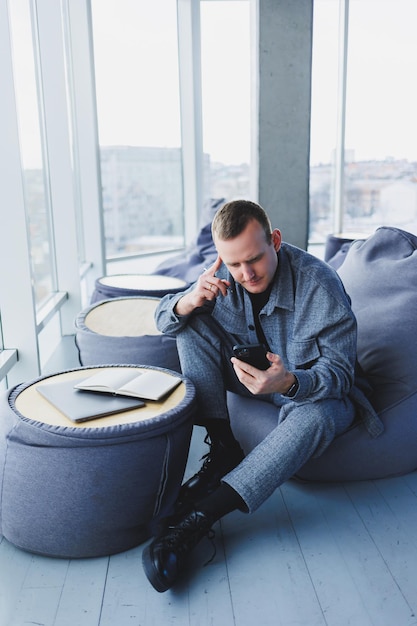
{"left": 74, "top": 368, "right": 182, "bottom": 401}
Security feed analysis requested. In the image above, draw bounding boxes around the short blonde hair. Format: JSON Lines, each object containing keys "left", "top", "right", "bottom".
{"left": 212, "top": 199, "right": 272, "bottom": 243}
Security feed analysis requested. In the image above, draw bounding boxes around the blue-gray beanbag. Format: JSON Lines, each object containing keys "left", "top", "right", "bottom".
{"left": 230, "top": 227, "right": 417, "bottom": 481}
{"left": 151, "top": 198, "right": 223, "bottom": 283}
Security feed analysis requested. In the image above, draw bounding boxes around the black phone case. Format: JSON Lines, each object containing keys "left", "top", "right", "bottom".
{"left": 232, "top": 344, "right": 270, "bottom": 370}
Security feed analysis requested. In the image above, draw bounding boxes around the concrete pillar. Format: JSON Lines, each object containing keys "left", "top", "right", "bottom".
{"left": 252, "top": 0, "right": 313, "bottom": 249}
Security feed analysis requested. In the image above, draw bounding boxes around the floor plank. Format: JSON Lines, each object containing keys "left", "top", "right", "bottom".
{"left": 54, "top": 557, "right": 109, "bottom": 625}
{"left": 286, "top": 480, "right": 415, "bottom": 625}
{"left": 222, "top": 493, "right": 327, "bottom": 625}
{"left": 2, "top": 548, "right": 69, "bottom": 626}
{"left": 345, "top": 478, "right": 417, "bottom": 621}
{"left": 0, "top": 537, "right": 34, "bottom": 625}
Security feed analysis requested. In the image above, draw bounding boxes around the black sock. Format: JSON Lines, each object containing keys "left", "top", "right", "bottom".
{"left": 204, "top": 418, "right": 241, "bottom": 451}
{"left": 197, "top": 482, "right": 246, "bottom": 522}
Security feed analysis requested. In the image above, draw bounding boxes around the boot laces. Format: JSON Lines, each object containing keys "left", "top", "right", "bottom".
{"left": 163, "top": 510, "right": 217, "bottom": 564}
{"left": 195, "top": 435, "right": 217, "bottom": 476}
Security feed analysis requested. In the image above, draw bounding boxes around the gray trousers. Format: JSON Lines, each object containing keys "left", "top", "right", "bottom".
{"left": 176, "top": 314, "right": 355, "bottom": 513}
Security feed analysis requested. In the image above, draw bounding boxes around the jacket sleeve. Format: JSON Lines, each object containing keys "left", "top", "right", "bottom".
{"left": 154, "top": 285, "right": 213, "bottom": 335}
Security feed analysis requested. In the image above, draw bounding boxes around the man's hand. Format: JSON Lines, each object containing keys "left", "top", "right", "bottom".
{"left": 231, "top": 351, "right": 296, "bottom": 396}
{"left": 174, "top": 256, "right": 231, "bottom": 316}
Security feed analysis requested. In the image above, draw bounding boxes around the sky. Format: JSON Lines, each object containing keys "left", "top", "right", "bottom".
{"left": 91, "top": 0, "right": 417, "bottom": 166}
{"left": 91, "top": 0, "right": 251, "bottom": 165}
{"left": 310, "top": 0, "right": 417, "bottom": 165}
{"left": 8, "top": 0, "right": 417, "bottom": 169}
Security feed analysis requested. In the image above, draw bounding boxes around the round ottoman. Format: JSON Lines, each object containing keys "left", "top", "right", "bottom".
{"left": 74, "top": 296, "right": 181, "bottom": 373}
{"left": 90, "top": 273, "right": 188, "bottom": 304}
{"left": 0, "top": 365, "right": 196, "bottom": 558}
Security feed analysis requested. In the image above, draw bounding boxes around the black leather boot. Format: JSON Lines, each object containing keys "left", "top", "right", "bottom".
{"left": 176, "top": 435, "right": 244, "bottom": 511}
{"left": 142, "top": 509, "right": 215, "bottom": 592}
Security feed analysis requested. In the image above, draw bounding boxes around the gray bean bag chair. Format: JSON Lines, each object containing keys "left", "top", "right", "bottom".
{"left": 229, "top": 227, "right": 417, "bottom": 481}
{"left": 151, "top": 197, "right": 224, "bottom": 283}
{"left": 324, "top": 233, "right": 356, "bottom": 262}
{"left": 327, "top": 241, "right": 353, "bottom": 270}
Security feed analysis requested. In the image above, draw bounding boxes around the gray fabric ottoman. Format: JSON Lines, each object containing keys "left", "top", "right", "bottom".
{"left": 0, "top": 365, "right": 196, "bottom": 558}
{"left": 229, "top": 227, "right": 417, "bottom": 481}
{"left": 90, "top": 273, "right": 188, "bottom": 304}
{"left": 74, "top": 296, "right": 181, "bottom": 373}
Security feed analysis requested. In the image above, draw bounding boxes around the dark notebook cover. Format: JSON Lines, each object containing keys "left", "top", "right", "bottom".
{"left": 37, "top": 377, "right": 145, "bottom": 423}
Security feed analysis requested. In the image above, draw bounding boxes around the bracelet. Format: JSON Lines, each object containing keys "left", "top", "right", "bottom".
{"left": 284, "top": 378, "right": 299, "bottom": 398}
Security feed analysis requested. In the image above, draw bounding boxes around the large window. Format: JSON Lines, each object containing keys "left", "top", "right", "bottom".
{"left": 200, "top": 0, "right": 251, "bottom": 202}
{"left": 91, "top": 0, "right": 184, "bottom": 259}
{"left": 8, "top": 0, "right": 56, "bottom": 309}
{"left": 310, "top": 0, "right": 417, "bottom": 244}
{"left": 309, "top": 0, "right": 339, "bottom": 244}
{"left": 344, "top": 0, "right": 417, "bottom": 234}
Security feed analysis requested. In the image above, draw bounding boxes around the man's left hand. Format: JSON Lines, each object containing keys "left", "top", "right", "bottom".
{"left": 231, "top": 351, "right": 296, "bottom": 396}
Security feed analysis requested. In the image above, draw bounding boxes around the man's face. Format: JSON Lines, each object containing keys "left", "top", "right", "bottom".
{"left": 214, "top": 219, "right": 281, "bottom": 294}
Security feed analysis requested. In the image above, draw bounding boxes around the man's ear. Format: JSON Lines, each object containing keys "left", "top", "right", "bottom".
{"left": 271, "top": 229, "right": 282, "bottom": 252}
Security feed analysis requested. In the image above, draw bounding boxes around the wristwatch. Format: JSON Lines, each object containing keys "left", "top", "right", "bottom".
{"left": 284, "top": 377, "right": 299, "bottom": 398}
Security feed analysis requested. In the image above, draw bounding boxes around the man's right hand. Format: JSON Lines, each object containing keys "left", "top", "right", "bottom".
{"left": 174, "top": 255, "right": 230, "bottom": 316}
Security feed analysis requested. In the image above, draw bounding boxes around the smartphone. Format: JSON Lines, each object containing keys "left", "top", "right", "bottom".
{"left": 232, "top": 343, "right": 270, "bottom": 370}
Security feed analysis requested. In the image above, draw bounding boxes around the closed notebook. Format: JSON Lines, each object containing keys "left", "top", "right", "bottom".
{"left": 37, "top": 377, "right": 145, "bottom": 423}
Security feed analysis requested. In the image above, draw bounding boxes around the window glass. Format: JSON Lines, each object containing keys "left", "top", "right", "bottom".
{"left": 309, "top": 0, "right": 340, "bottom": 245}
{"left": 344, "top": 0, "right": 417, "bottom": 236}
{"left": 91, "top": 0, "right": 184, "bottom": 258}
{"left": 9, "top": 0, "right": 56, "bottom": 308}
{"left": 310, "top": 0, "right": 417, "bottom": 245}
{"left": 200, "top": 0, "right": 251, "bottom": 202}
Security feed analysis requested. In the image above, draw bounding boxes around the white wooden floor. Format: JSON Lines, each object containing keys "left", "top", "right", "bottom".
{"left": 1, "top": 338, "right": 417, "bottom": 625}
{"left": 1, "top": 425, "right": 417, "bottom": 626}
